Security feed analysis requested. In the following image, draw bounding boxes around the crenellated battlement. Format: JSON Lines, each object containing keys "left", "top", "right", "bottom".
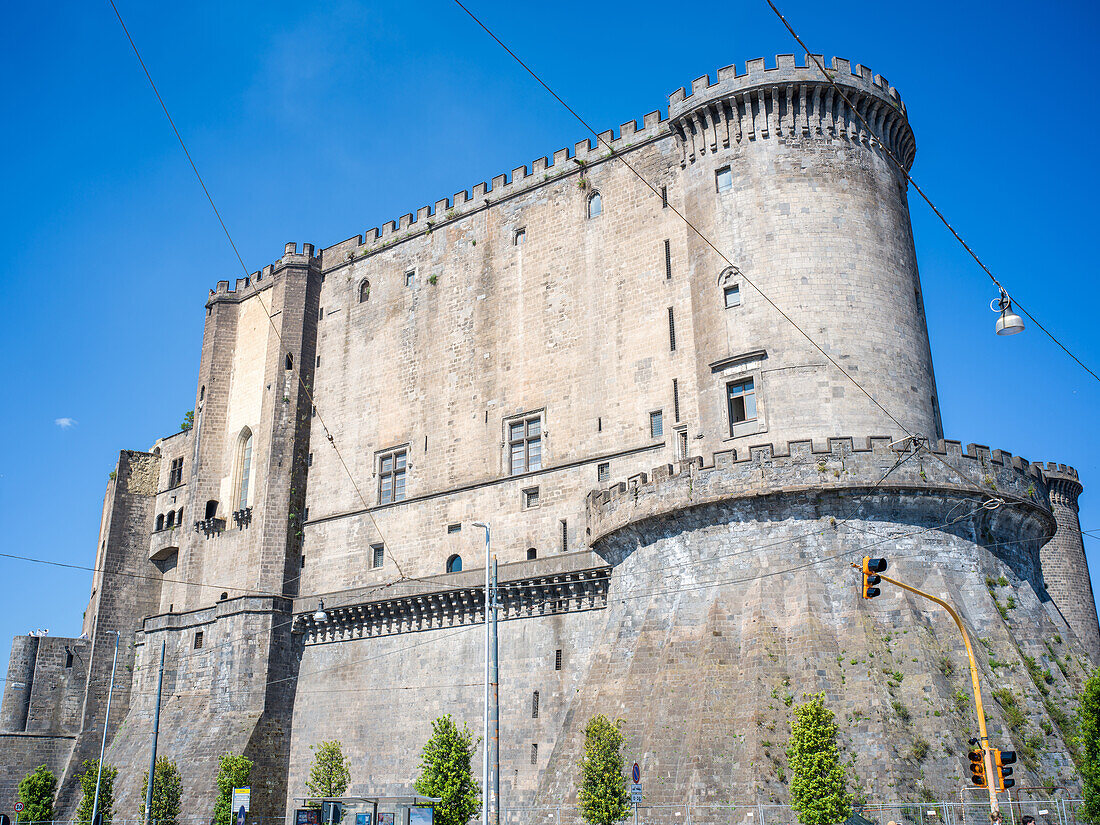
{"left": 207, "top": 242, "right": 319, "bottom": 305}
{"left": 586, "top": 436, "right": 1055, "bottom": 545}
{"left": 316, "top": 109, "right": 669, "bottom": 270}
{"left": 667, "top": 54, "right": 914, "bottom": 169}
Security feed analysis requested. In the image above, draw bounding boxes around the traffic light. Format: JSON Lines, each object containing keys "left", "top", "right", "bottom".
{"left": 968, "top": 749, "right": 987, "bottom": 787}
{"left": 862, "top": 557, "right": 888, "bottom": 598}
{"left": 994, "top": 749, "right": 1016, "bottom": 790}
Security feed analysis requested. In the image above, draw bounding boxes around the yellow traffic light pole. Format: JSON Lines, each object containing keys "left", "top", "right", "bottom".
{"left": 857, "top": 566, "right": 1000, "bottom": 813}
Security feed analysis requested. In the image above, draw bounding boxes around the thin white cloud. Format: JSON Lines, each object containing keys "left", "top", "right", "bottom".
{"left": 55, "top": 417, "right": 77, "bottom": 429}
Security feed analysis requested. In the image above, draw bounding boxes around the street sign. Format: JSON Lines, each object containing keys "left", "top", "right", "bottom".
{"left": 232, "top": 788, "right": 251, "bottom": 813}
{"left": 632, "top": 763, "right": 640, "bottom": 784}
{"left": 237, "top": 807, "right": 246, "bottom": 825}
{"left": 13, "top": 803, "right": 24, "bottom": 813}
{"left": 630, "top": 784, "right": 643, "bottom": 804}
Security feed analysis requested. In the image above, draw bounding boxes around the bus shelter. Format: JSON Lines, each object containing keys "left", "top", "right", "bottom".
{"left": 296, "top": 796, "right": 441, "bottom": 825}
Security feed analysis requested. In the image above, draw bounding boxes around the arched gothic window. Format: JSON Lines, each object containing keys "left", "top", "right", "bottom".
{"left": 166, "top": 510, "right": 175, "bottom": 529}
{"left": 155, "top": 514, "right": 164, "bottom": 531}
{"left": 587, "top": 191, "right": 602, "bottom": 218}
{"left": 236, "top": 428, "right": 253, "bottom": 510}
{"left": 447, "top": 554, "right": 463, "bottom": 573}
{"left": 359, "top": 279, "right": 371, "bottom": 303}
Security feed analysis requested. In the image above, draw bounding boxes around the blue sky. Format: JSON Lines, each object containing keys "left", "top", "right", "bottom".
{"left": 1, "top": 0, "right": 1098, "bottom": 680}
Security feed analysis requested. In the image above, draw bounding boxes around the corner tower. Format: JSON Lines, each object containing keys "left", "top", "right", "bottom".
{"left": 670, "top": 55, "right": 941, "bottom": 454}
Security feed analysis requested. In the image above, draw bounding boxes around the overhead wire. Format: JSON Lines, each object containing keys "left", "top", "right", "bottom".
{"left": 762, "top": 0, "right": 1099, "bottom": 384}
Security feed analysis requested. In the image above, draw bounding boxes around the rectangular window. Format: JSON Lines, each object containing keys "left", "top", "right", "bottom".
{"left": 676, "top": 427, "right": 689, "bottom": 460}
{"left": 319, "top": 306, "right": 324, "bottom": 320}
{"left": 508, "top": 414, "right": 542, "bottom": 475}
{"left": 673, "top": 379, "right": 680, "bottom": 422}
{"left": 555, "top": 649, "right": 563, "bottom": 670}
{"left": 531, "top": 744, "right": 538, "bottom": 765}
{"left": 560, "top": 519, "right": 568, "bottom": 553}
{"left": 661, "top": 185, "right": 668, "bottom": 208}
{"left": 727, "top": 378, "right": 758, "bottom": 431}
{"left": 716, "top": 166, "right": 732, "bottom": 192}
{"left": 514, "top": 228, "right": 526, "bottom": 246}
{"left": 650, "top": 410, "right": 664, "bottom": 439}
{"left": 308, "top": 453, "right": 313, "bottom": 467}
{"left": 303, "top": 507, "right": 309, "bottom": 521}
{"left": 532, "top": 691, "right": 540, "bottom": 718}
{"left": 668, "top": 307, "right": 676, "bottom": 351}
{"left": 378, "top": 449, "right": 407, "bottom": 504}
{"left": 664, "top": 239, "right": 672, "bottom": 280}
{"left": 372, "top": 543, "right": 385, "bottom": 568}
{"left": 523, "top": 486, "right": 540, "bottom": 509}
{"left": 194, "top": 631, "right": 204, "bottom": 650}
{"left": 168, "top": 457, "right": 184, "bottom": 488}
{"left": 316, "top": 355, "right": 321, "bottom": 368}
{"left": 724, "top": 284, "right": 742, "bottom": 308}
{"left": 597, "top": 462, "right": 610, "bottom": 483}
{"left": 447, "top": 523, "right": 462, "bottom": 534}
{"left": 405, "top": 270, "right": 416, "bottom": 287}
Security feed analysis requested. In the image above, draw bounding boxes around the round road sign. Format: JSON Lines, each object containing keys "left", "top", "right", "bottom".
{"left": 14, "top": 802, "right": 25, "bottom": 813}
{"left": 632, "top": 762, "right": 640, "bottom": 784}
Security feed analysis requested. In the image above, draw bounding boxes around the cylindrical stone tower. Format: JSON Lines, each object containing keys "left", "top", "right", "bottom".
{"left": 669, "top": 55, "right": 942, "bottom": 455}
{"left": 1042, "top": 464, "right": 1100, "bottom": 663}
{"left": 0, "top": 635, "right": 39, "bottom": 731}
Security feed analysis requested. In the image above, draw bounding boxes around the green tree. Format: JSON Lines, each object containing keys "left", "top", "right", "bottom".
{"left": 213, "top": 753, "right": 254, "bottom": 825}
{"left": 307, "top": 740, "right": 351, "bottom": 800}
{"left": 140, "top": 757, "right": 182, "bottom": 825}
{"left": 76, "top": 759, "right": 118, "bottom": 825}
{"left": 16, "top": 765, "right": 56, "bottom": 823}
{"left": 786, "top": 693, "right": 852, "bottom": 825}
{"left": 181, "top": 410, "right": 194, "bottom": 431}
{"left": 414, "top": 715, "right": 481, "bottom": 825}
{"left": 1080, "top": 670, "right": 1100, "bottom": 824}
{"left": 578, "top": 715, "right": 630, "bottom": 825}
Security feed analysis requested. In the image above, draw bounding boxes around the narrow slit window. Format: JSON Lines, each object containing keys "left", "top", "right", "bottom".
{"left": 664, "top": 239, "right": 672, "bottom": 280}
{"left": 532, "top": 691, "right": 540, "bottom": 718}
{"left": 661, "top": 185, "right": 668, "bottom": 208}
{"left": 514, "top": 228, "right": 526, "bottom": 246}
{"left": 359, "top": 279, "right": 371, "bottom": 303}
{"left": 727, "top": 378, "right": 758, "bottom": 431}
{"left": 724, "top": 284, "right": 742, "bottom": 308}
{"left": 555, "top": 649, "right": 563, "bottom": 670}
{"left": 650, "top": 410, "right": 664, "bottom": 439}
{"left": 560, "top": 519, "right": 568, "bottom": 553}
{"left": 587, "top": 192, "right": 602, "bottom": 218}
{"left": 668, "top": 307, "right": 676, "bottom": 351}
{"left": 678, "top": 428, "right": 689, "bottom": 459}
{"left": 673, "top": 379, "right": 680, "bottom": 422}
{"left": 531, "top": 744, "right": 538, "bottom": 765}
{"left": 405, "top": 270, "right": 416, "bottom": 287}
{"left": 194, "top": 631, "right": 204, "bottom": 650}
{"left": 716, "top": 166, "right": 733, "bottom": 192}
{"left": 372, "top": 543, "right": 385, "bottom": 569}
{"left": 597, "top": 462, "right": 610, "bottom": 483}
{"left": 318, "top": 307, "right": 324, "bottom": 320}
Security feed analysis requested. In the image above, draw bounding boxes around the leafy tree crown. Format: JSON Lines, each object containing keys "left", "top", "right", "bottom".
{"left": 308, "top": 741, "right": 351, "bottom": 800}
{"left": 76, "top": 760, "right": 117, "bottom": 825}
{"left": 140, "top": 758, "right": 182, "bottom": 825}
{"left": 17, "top": 765, "right": 56, "bottom": 824}
{"left": 213, "top": 753, "right": 254, "bottom": 825}
{"left": 786, "top": 693, "right": 852, "bottom": 825}
{"left": 1080, "top": 671, "right": 1100, "bottom": 825}
{"left": 578, "top": 715, "right": 631, "bottom": 825}
{"left": 414, "top": 715, "right": 481, "bottom": 825}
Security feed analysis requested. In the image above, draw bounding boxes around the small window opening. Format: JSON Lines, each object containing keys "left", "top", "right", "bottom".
{"left": 523, "top": 487, "right": 540, "bottom": 509}
{"left": 560, "top": 519, "right": 568, "bottom": 553}
{"left": 219, "top": 592, "right": 228, "bottom": 601}
{"left": 316, "top": 355, "right": 321, "bottom": 368}
{"left": 724, "top": 284, "right": 742, "bottom": 308}
{"left": 405, "top": 270, "right": 416, "bottom": 288}
{"left": 514, "top": 228, "right": 526, "bottom": 246}
{"left": 65, "top": 649, "right": 74, "bottom": 668}
{"left": 177, "top": 507, "right": 184, "bottom": 525}
{"left": 664, "top": 240, "right": 672, "bottom": 280}
{"left": 677, "top": 428, "right": 689, "bottom": 459}
{"left": 205, "top": 500, "right": 219, "bottom": 520}
{"left": 300, "top": 555, "right": 306, "bottom": 570}
{"left": 597, "top": 417, "right": 602, "bottom": 432}
{"left": 447, "top": 523, "right": 462, "bottom": 534}
{"left": 359, "top": 279, "right": 371, "bottom": 303}
{"left": 165, "top": 511, "right": 175, "bottom": 529}
{"left": 156, "top": 514, "right": 165, "bottom": 531}
{"left": 661, "top": 185, "right": 668, "bottom": 208}
{"left": 673, "top": 379, "right": 681, "bottom": 422}
{"left": 308, "top": 453, "right": 313, "bottom": 467}
{"left": 650, "top": 410, "right": 664, "bottom": 439}
{"left": 285, "top": 354, "right": 293, "bottom": 371}
{"left": 527, "top": 548, "right": 537, "bottom": 560}
{"left": 597, "top": 462, "right": 610, "bottom": 483}
{"left": 372, "top": 543, "right": 385, "bottom": 569}
{"left": 668, "top": 307, "right": 676, "bottom": 351}
{"left": 716, "top": 166, "right": 733, "bottom": 192}
{"left": 200, "top": 385, "right": 205, "bottom": 401}
{"left": 194, "top": 631, "right": 204, "bottom": 650}
{"left": 447, "top": 554, "right": 463, "bottom": 573}
{"left": 727, "top": 378, "right": 758, "bottom": 430}
{"left": 531, "top": 744, "right": 538, "bottom": 765}
{"left": 587, "top": 192, "right": 602, "bottom": 219}
{"left": 318, "top": 306, "right": 324, "bottom": 320}
{"left": 555, "top": 649, "right": 563, "bottom": 670}
{"left": 532, "top": 691, "right": 540, "bottom": 718}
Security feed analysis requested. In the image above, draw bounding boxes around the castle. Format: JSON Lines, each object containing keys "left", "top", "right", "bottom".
{"left": 3, "top": 54, "right": 1098, "bottom": 820}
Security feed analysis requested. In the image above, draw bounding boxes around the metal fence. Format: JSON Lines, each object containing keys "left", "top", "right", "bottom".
{"left": 12, "top": 804, "right": 1087, "bottom": 825}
